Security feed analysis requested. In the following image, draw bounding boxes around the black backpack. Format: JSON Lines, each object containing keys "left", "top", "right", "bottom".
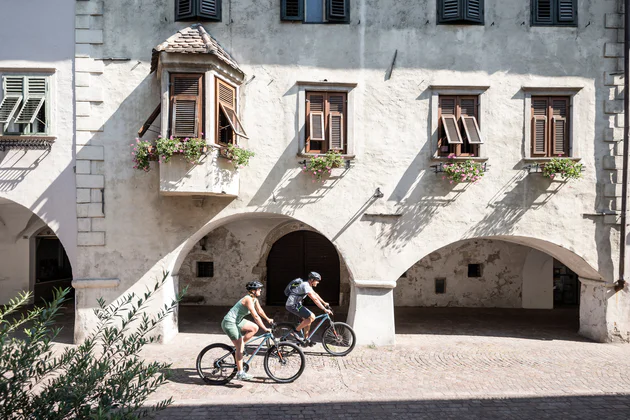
{"left": 284, "top": 278, "right": 305, "bottom": 297}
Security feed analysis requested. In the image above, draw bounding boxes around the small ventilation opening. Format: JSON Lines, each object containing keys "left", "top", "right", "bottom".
{"left": 468, "top": 264, "right": 482, "bottom": 278}
{"left": 435, "top": 278, "right": 446, "bottom": 294}
{"left": 197, "top": 261, "right": 214, "bottom": 278}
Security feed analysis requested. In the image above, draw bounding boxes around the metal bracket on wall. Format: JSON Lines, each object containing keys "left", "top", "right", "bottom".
{"left": 524, "top": 163, "right": 586, "bottom": 174}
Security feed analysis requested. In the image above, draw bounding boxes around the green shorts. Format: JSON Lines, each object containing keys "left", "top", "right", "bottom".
{"left": 221, "top": 318, "right": 248, "bottom": 340}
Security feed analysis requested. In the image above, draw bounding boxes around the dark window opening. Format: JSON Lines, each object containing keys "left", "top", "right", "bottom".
{"left": 218, "top": 109, "right": 234, "bottom": 144}
{"left": 197, "top": 261, "right": 214, "bottom": 278}
{"left": 435, "top": 278, "right": 446, "bottom": 294}
{"left": 468, "top": 264, "right": 482, "bottom": 278}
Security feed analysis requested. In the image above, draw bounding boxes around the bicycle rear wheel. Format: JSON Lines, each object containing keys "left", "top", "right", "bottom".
{"left": 322, "top": 322, "right": 356, "bottom": 356}
{"left": 196, "top": 343, "right": 237, "bottom": 385}
{"left": 274, "top": 322, "right": 300, "bottom": 344}
{"left": 263, "top": 342, "right": 305, "bottom": 383}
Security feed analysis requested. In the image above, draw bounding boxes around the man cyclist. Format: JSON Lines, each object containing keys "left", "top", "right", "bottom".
{"left": 285, "top": 271, "right": 332, "bottom": 345}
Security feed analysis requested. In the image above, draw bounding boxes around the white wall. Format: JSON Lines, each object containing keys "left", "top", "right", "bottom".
{"left": 522, "top": 249, "right": 554, "bottom": 309}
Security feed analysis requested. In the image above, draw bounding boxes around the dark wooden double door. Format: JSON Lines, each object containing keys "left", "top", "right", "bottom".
{"left": 266, "top": 231, "right": 340, "bottom": 306}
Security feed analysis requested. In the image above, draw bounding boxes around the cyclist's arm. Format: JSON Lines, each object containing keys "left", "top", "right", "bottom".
{"left": 310, "top": 291, "right": 329, "bottom": 308}
{"left": 244, "top": 297, "right": 270, "bottom": 331}
{"left": 307, "top": 291, "right": 329, "bottom": 312}
{"left": 254, "top": 298, "right": 273, "bottom": 324}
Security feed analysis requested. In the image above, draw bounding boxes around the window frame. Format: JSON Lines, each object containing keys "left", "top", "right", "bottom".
{"left": 281, "top": 0, "right": 350, "bottom": 24}
{"left": 297, "top": 81, "right": 356, "bottom": 157}
{"left": 169, "top": 72, "right": 204, "bottom": 139}
{"left": 522, "top": 87, "right": 582, "bottom": 160}
{"left": 0, "top": 72, "right": 53, "bottom": 138}
{"left": 530, "top": 0, "right": 578, "bottom": 27}
{"left": 437, "top": 0, "right": 485, "bottom": 26}
{"left": 175, "top": 0, "right": 222, "bottom": 22}
{"left": 430, "top": 86, "right": 489, "bottom": 160}
{"left": 305, "top": 91, "right": 347, "bottom": 154}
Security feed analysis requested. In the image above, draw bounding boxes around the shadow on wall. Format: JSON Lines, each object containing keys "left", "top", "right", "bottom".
{"left": 0, "top": 149, "right": 51, "bottom": 192}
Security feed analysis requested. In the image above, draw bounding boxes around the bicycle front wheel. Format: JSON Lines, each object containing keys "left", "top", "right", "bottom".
{"left": 263, "top": 342, "right": 305, "bottom": 383}
{"left": 196, "top": 343, "right": 237, "bottom": 385}
{"left": 322, "top": 322, "right": 356, "bottom": 356}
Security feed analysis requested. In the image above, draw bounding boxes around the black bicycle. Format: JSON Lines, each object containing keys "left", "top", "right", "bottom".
{"left": 274, "top": 309, "right": 356, "bottom": 356}
{"left": 196, "top": 325, "right": 305, "bottom": 384}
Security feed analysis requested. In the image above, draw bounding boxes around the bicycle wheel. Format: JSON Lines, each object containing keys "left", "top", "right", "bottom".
{"left": 322, "top": 322, "right": 356, "bottom": 356}
{"left": 196, "top": 343, "right": 237, "bottom": 385}
{"left": 263, "top": 342, "right": 305, "bottom": 383}
{"left": 274, "top": 322, "right": 300, "bottom": 344}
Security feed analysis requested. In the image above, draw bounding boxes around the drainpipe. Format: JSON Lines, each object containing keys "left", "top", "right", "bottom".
{"left": 617, "top": 0, "right": 630, "bottom": 291}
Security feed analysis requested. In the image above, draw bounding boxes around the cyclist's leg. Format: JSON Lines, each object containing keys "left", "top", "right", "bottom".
{"left": 231, "top": 337, "right": 244, "bottom": 371}
{"left": 240, "top": 320, "right": 259, "bottom": 350}
{"left": 295, "top": 306, "right": 315, "bottom": 336}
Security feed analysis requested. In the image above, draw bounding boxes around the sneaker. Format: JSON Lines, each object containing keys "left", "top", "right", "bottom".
{"left": 235, "top": 371, "right": 254, "bottom": 381}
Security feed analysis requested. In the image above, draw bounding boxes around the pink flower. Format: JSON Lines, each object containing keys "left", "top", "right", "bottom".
{"left": 449, "top": 181, "right": 453, "bottom": 184}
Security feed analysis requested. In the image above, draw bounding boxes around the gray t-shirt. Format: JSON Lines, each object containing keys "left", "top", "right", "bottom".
{"left": 285, "top": 281, "right": 313, "bottom": 309}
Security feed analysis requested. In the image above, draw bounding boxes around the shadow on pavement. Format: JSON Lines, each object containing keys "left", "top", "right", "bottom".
{"left": 154, "top": 394, "right": 630, "bottom": 419}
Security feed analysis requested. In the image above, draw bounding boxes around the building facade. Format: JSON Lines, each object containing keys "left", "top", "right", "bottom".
{"left": 1, "top": 0, "right": 629, "bottom": 346}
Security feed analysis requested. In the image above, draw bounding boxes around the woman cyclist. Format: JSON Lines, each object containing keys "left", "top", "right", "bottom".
{"left": 221, "top": 281, "right": 274, "bottom": 381}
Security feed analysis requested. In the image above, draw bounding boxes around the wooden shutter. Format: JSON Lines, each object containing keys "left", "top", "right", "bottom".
{"left": 551, "top": 97, "right": 569, "bottom": 156}
{"left": 0, "top": 76, "right": 23, "bottom": 124}
{"left": 198, "top": 0, "right": 221, "bottom": 21}
{"left": 441, "top": 116, "right": 463, "bottom": 144}
{"left": 170, "top": 73, "right": 203, "bottom": 138}
{"left": 327, "top": 0, "right": 350, "bottom": 23}
{"left": 175, "top": 0, "right": 195, "bottom": 20}
{"left": 462, "top": 116, "right": 483, "bottom": 144}
{"left": 138, "top": 104, "right": 161, "bottom": 138}
{"left": 439, "top": 0, "right": 462, "bottom": 22}
{"left": 557, "top": 0, "right": 576, "bottom": 24}
{"left": 216, "top": 78, "right": 241, "bottom": 144}
{"left": 306, "top": 92, "right": 326, "bottom": 153}
{"left": 282, "top": 0, "right": 303, "bottom": 21}
{"left": 327, "top": 94, "right": 345, "bottom": 151}
{"left": 15, "top": 77, "right": 46, "bottom": 124}
{"left": 531, "top": 97, "right": 548, "bottom": 156}
{"left": 465, "top": 0, "right": 483, "bottom": 23}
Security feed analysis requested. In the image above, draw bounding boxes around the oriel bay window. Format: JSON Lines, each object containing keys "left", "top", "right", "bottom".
{"left": 438, "top": 95, "right": 483, "bottom": 157}
{"left": 0, "top": 75, "right": 49, "bottom": 136}
{"left": 306, "top": 91, "right": 347, "bottom": 154}
{"left": 530, "top": 96, "right": 569, "bottom": 157}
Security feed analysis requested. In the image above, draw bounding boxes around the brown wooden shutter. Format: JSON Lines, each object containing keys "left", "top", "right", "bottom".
{"left": 216, "top": 78, "right": 238, "bottom": 144}
{"left": 327, "top": 93, "right": 345, "bottom": 151}
{"left": 551, "top": 97, "right": 569, "bottom": 156}
{"left": 531, "top": 97, "right": 548, "bottom": 156}
{"left": 441, "top": 115, "right": 463, "bottom": 144}
{"left": 170, "top": 73, "right": 203, "bottom": 138}
{"left": 462, "top": 116, "right": 483, "bottom": 144}
{"left": 306, "top": 92, "right": 326, "bottom": 153}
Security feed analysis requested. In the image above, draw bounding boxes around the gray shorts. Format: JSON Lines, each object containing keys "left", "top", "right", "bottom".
{"left": 286, "top": 305, "right": 313, "bottom": 319}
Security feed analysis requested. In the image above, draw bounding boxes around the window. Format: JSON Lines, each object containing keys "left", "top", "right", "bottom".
{"left": 437, "top": 95, "right": 483, "bottom": 157}
{"left": 169, "top": 73, "right": 203, "bottom": 138}
{"left": 306, "top": 91, "right": 347, "bottom": 154}
{"left": 531, "top": 0, "right": 577, "bottom": 27}
{"left": 282, "top": 0, "right": 350, "bottom": 24}
{"left": 530, "top": 96, "right": 569, "bottom": 157}
{"left": 175, "top": 0, "right": 221, "bottom": 22}
{"left": 0, "top": 75, "right": 49, "bottom": 136}
{"left": 437, "top": 0, "right": 484, "bottom": 25}
{"left": 468, "top": 264, "right": 482, "bottom": 278}
{"left": 435, "top": 278, "right": 446, "bottom": 294}
{"left": 216, "top": 77, "right": 247, "bottom": 145}
{"left": 197, "top": 261, "right": 214, "bottom": 277}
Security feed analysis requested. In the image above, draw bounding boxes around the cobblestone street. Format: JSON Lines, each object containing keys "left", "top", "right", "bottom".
{"left": 137, "top": 307, "right": 630, "bottom": 418}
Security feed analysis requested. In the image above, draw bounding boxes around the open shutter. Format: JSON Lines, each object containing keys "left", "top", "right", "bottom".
{"left": 216, "top": 78, "right": 238, "bottom": 144}
{"left": 462, "top": 116, "right": 483, "bottom": 144}
{"left": 327, "top": 94, "right": 345, "bottom": 151}
{"left": 327, "top": 0, "right": 350, "bottom": 23}
{"left": 557, "top": 0, "right": 576, "bottom": 24}
{"left": 138, "top": 104, "right": 161, "bottom": 138}
{"left": 551, "top": 97, "right": 569, "bottom": 156}
{"left": 465, "top": 0, "right": 483, "bottom": 23}
{"left": 219, "top": 104, "right": 248, "bottom": 139}
{"left": 15, "top": 77, "right": 46, "bottom": 124}
{"left": 175, "top": 0, "right": 195, "bottom": 20}
{"left": 532, "top": 0, "right": 553, "bottom": 25}
{"left": 441, "top": 115, "right": 463, "bottom": 144}
{"left": 439, "top": 0, "right": 463, "bottom": 23}
{"left": 531, "top": 98, "right": 548, "bottom": 156}
{"left": 282, "top": 0, "right": 303, "bottom": 21}
{"left": 306, "top": 92, "right": 326, "bottom": 153}
{"left": 0, "top": 76, "right": 23, "bottom": 124}
{"left": 170, "top": 73, "right": 203, "bottom": 138}
{"left": 198, "top": 0, "right": 221, "bottom": 21}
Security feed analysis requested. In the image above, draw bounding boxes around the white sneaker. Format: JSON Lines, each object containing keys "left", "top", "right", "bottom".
{"left": 235, "top": 371, "right": 254, "bottom": 381}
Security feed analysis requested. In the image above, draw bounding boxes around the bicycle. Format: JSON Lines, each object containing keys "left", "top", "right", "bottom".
{"left": 196, "top": 325, "right": 305, "bottom": 385}
{"left": 275, "top": 308, "right": 356, "bottom": 356}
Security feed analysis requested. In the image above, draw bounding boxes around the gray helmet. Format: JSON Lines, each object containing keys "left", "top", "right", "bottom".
{"left": 308, "top": 272, "right": 322, "bottom": 281}
{"left": 246, "top": 281, "right": 264, "bottom": 291}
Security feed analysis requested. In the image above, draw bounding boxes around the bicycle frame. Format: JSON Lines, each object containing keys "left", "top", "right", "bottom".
{"left": 304, "top": 313, "right": 332, "bottom": 340}
{"left": 215, "top": 332, "right": 278, "bottom": 369}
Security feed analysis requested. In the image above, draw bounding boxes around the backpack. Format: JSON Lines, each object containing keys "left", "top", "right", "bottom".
{"left": 284, "top": 278, "right": 305, "bottom": 297}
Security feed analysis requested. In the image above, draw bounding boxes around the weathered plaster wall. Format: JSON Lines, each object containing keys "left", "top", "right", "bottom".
{"left": 0, "top": 0, "right": 76, "bottom": 270}
{"left": 522, "top": 249, "right": 554, "bottom": 309}
{"left": 394, "top": 239, "right": 529, "bottom": 308}
{"left": 179, "top": 219, "right": 352, "bottom": 306}
{"left": 71, "top": 0, "right": 623, "bottom": 343}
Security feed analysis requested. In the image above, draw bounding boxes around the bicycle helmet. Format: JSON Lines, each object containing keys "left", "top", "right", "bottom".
{"left": 246, "top": 281, "right": 264, "bottom": 291}
{"left": 308, "top": 272, "right": 322, "bottom": 281}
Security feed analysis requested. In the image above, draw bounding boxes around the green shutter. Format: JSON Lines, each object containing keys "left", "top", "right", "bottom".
{"left": 0, "top": 76, "right": 24, "bottom": 124}
{"left": 198, "top": 0, "right": 221, "bottom": 21}
{"left": 175, "top": 0, "right": 195, "bottom": 21}
{"left": 532, "top": 0, "right": 576, "bottom": 26}
{"left": 326, "top": 0, "right": 350, "bottom": 23}
{"left": 281, "top": 0, "right": 303, "bottom": 21}
{"left": 15, "top": 77, "right": 46, "bottom": 124}
{"left": 438, "top": 0, "right": 463, "bottom": 23}
{"left": 465, "top": 0, "right": 483, "bottom": 24}
{"left": 556, "top": 0, "right": 577, "bottom": 25}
